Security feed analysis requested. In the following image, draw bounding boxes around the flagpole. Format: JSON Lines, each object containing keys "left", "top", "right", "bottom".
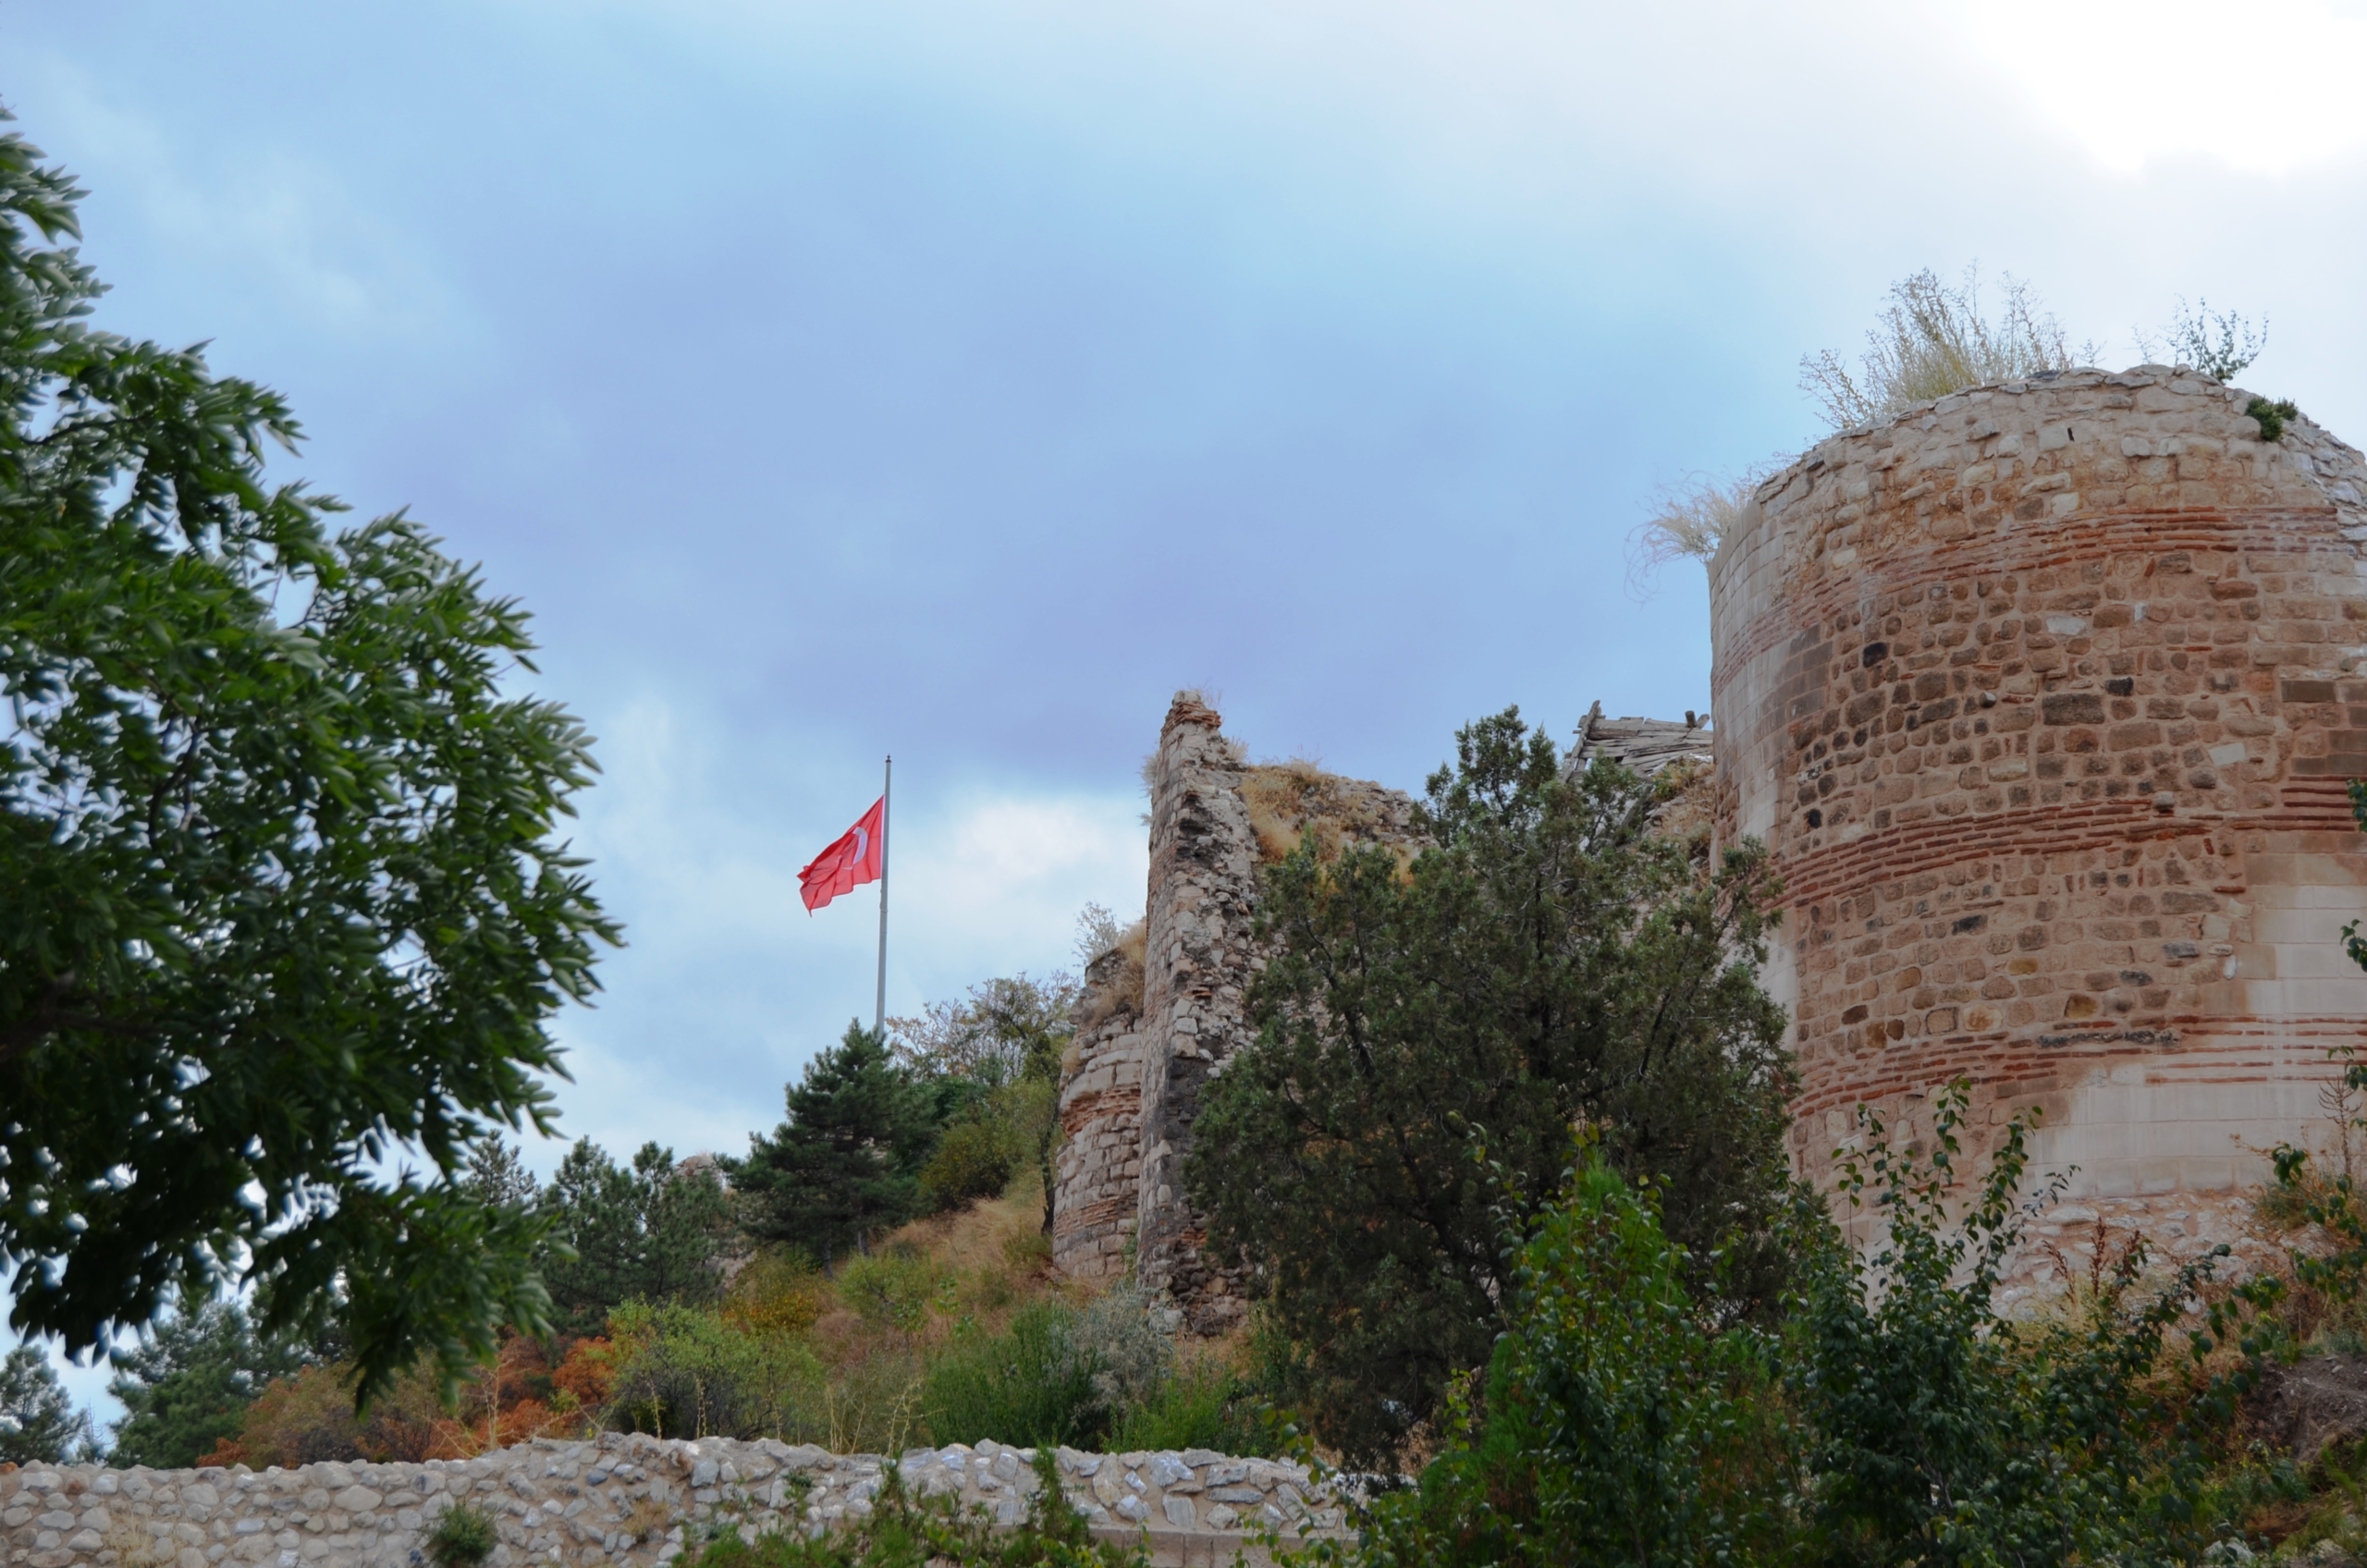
{"left": 875, "top": 754, "right": 891, "bottom": 1035}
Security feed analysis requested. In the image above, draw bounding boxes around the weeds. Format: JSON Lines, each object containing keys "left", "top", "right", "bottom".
{"left": 2140, "top": 298, "right": 2267, "bottom": 383}
{"left": 1801, "top": 265, "right": 2092, "bottom": 431}
{"left": 2249, "top": 396, "right": 2301, "bottom": 441}
{"left": 422, "top": 1500, "right": 499, "bottom": 1568}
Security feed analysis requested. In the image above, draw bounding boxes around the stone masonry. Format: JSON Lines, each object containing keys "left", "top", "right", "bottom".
{"left": 1056, "top": 694, "right": 1419, "bottom": 1329}
{"left": 1052, "top": 941, "right": 1148, "bottom": 1281}
{"left": 1133, "top": 697, "right": 1265, "bottom": 1332}
{"left": 1709, "top": 365, "right": 2367, "bottom": 1257}
{"left": 0, "top": 1435, "right": 1340, "bottom": 1568}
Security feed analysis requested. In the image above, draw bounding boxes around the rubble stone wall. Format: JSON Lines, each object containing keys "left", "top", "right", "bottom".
{"left": 0, "top": 1436, "right": 1340, "bottom": 1568}
{"left": 1708, "top": 365, "right": 2367, "bottom": 1254}
{"left": 1134, "top": 697, "right": 1265, "bottom": 1333}
{"left": 1056, "top": 694, "right": 1421, "bottom": 1329}
{"left": 1052, "top": 949, "right": 1147, "bottom": 1280}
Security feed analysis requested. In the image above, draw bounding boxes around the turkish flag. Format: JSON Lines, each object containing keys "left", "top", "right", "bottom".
{"left": 800, "top": 797, "right": 885, "bottom": 913}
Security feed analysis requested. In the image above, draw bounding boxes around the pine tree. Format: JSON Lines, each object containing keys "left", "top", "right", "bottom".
{"left": 106, "top": 1300, "right": 310, "bottom": 1469}
{"left": 730, "top": 1023, "right": 938, "bottom": 1266}
{"left": 0, "top": 1344, "right": 91, "bottom": 1464}
{"left": 536, "top": 1141, "right": 731, "bottom": 1336}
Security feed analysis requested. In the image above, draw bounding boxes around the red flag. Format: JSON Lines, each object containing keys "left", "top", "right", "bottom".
{"left": 800, "top": 796, "right": 885, "bottom": 913}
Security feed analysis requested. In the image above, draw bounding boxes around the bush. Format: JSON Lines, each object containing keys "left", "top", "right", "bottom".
{"left": 605, "top": 1302, "right": 826, "bottom": 1442}
{"left": 921, "top": 1117, "right": 1024, "bottom": 1210}
{"left": 2249, "top": 395, "right": 2301, "bottom": 442}
{"left": 923, "top": 1302, "right": 1109, "bottom": 1450}
{"left": 838, "top": 1252, "right": 949, "bottom": 1337}
{"left": 1108, "top": 1359, "right": 1281, "bottom": 1458}
{"left": 423, "top": 1501, "right": 499, "bottom": 1568}
{"left": 670, "top": 1449, "right": 1146, "bottom": 1568}
{"left": 1337, "top": 1086, "right": 2239, "bottom": 1568}
{"left": 1356, "top": 1154, "right": 1791, "bottom": 1568}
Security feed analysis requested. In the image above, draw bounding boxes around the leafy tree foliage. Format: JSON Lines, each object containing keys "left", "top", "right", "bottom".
{"left": 1348, "top": 1093, "right": 2231, "bottom": 1568}
{"left": 1362, "top": 1155, "right": 1792, "bottom": 1568}
{"left": 0, "top": 1342, "right": 90, "bottom": 1464}
{"left": 896, "top": 974, "right": 1075, "bottom": 1230}
{"left": 732, "top": 1024, "right": 938, "bottom": 1267}
{"left": 1187, "top": 708, "right": 1793, "bottom": 1464}
{"left": 1792, "top": 1088, "right": 2214, "bottom": 1565}
{"left": 105, "top": 1297, "right": 312, "bottom": 1469}
{"left": 537, "top": 1140, "right": 733, "bottom": 1336}
{"left": 0, "top": 117, "right": 618, "bottom": 1401}
{"left": 891, "top": 974, "right": 1074, "bottom": 1091}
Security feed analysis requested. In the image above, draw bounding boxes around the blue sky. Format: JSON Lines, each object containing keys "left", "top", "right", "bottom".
{"left": 12, "top": 0, "right": 2367, "bottom": 1416}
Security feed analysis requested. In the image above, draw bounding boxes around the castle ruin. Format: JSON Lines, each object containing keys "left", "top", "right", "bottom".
{"left": 1055, "top": 365, "right": 2367, "bottom": 1318}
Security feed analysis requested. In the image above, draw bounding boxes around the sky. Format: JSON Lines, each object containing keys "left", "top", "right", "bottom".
{"left": 10, "top": 0, "right": 2367, "bottom": 1420}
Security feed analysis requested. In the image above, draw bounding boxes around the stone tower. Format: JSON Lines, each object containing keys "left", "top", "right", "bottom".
{"left": 1709, "top": 366, "right": 2367, "bottom": 1249}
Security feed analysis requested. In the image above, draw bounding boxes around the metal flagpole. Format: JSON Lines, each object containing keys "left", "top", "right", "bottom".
{"left": 874, "top": 755, "right": 891, "bottom": 1035}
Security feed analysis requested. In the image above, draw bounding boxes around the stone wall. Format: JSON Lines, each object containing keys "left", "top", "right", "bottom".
{"left": 1056, "top": 694, "right": 1420, "bottom": 1329}
{"left": 0, "top": 1437, "right": 1340, "bottom": 1568}
{"left": 1134, "top": 697, "right": 1266, "bottom": 1332}
{"left": 1708, "top": 365, "right": 2367, "bottom": 1256}
{"left": 1052, "top": 943, "right": 1148, "bottom": 1280}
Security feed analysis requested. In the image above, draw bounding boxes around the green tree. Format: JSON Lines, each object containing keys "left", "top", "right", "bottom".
{"left": 1186, "top": 707, "right": 1793, "bottom": 1464}
{"left": 1343, "top": 1095, "right": 2228, "bottom": 1568}
{"left": 731, "top": 1023, "right": 938, "bottom": 1267}
{"left": 1358, "top": 1154, "right": 1796, "bottom": 1568}
{"left": 460, "top": 1138, "right": 541, "bottom": 1213}
{"left": 537, "top": 1140, "right": 733, "bottom": 1336}
{"left": 105, "top": 1298, "right": 311, "bottom": 1469}
{"left": 1794, "top": 1085, "right": 2212, "bottom": 1567}
{"left": 0, "top": 116, "right": 619, "bottom": 1401}
{"left": 896, "top": 974, "right": 1075, "bottom": 1230}
{"left": 0, "top": 1343, "right": 90, "bottom": 1464}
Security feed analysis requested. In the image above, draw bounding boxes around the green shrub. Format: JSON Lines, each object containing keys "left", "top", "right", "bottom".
{"left": 924, "top": 1303, "right": 1106, "bottom": 1450}
{"left": 1108, "top": 1360, "right": 1282, "bottom": 1458}
{"left": 670, "top": 1450, "right": 1145, "bottom": 1568}
{"left": 604, "top": 1303, "right": 825, "bottom": 1441}
{"left": 1338, "top": 1088, "right": 2239, "bottom": 1568}
{"left": 423, "top": 1501, "right": 499, "bottom": 1568}
{"left": 920, "top": 1118, "right": 1021, "bottom": 1210}
{"left": 837, "top": 1252, "right": 948, "bottom": 1336}
{"left": 2249, "top": 395, "right": 2300, "bottom": 441}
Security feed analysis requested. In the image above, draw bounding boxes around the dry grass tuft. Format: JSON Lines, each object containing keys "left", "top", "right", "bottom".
{"left": 1241, "top": 760, "right": 1415, "bottom": 870}
{"left": 1075, "top": 919, "right": 1147, "bottom": 1032}
{"left": 1629, "top": 467, "right": 1773, "bottom": 582}
{"left": 1802, "top": 266, "right": 2095, "bottom": 432}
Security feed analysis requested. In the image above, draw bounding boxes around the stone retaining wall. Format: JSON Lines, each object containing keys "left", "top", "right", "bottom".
{"left": 0, "top": 1436, "right": 1339, "bottom": 1568}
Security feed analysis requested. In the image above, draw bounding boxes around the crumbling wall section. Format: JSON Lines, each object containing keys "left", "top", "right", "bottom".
{"left": 1055, "top": 695, "right": 1422, "bottom": 1330}
{"left": 1052, "top": 944, "right": 1148, "bottom": 1280}
{"left": 1134, "top": 696, "right": 1264, "bottom": 1333}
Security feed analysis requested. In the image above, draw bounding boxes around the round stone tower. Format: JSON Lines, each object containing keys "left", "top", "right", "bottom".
{"left": 1711, "top": 366, "right": 2367, "bottom": 1247}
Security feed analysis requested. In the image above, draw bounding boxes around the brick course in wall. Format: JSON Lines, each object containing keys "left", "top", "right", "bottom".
{"left": 1709, "top": 366, "right": 2367, "bottom": 1245}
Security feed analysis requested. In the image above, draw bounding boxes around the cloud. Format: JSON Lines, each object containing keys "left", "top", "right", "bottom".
{"left": 1940, "top": 1, "right": 2367, "bottom": 176}
{"left": 15, "top": 53, "right": 465, "bottom": 347}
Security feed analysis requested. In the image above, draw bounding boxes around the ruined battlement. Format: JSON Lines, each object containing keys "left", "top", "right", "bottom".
{"left": 1052, "top": 696, "right": 1419, "bottom": 1329}
{"left": 1059, "top": 366, "right": 2367, "bottom": 1315}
